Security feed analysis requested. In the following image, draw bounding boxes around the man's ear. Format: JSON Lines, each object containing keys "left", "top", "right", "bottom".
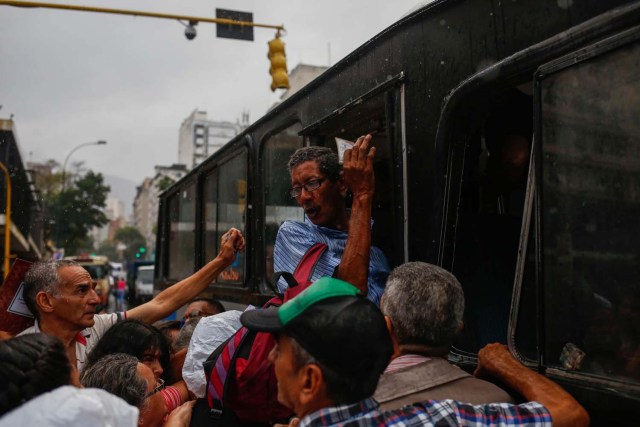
{"left": 385, "top": 316, "right": 401, "bottom": 357}
{"left": 298, "top": 364, "right": 326, "bottom": 407}
{"left": 35, "top": 291, "right": 55, "bottom": 313}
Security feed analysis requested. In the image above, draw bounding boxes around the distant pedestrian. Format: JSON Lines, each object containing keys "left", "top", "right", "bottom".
{"left": 116, "top": 277, "right": 126, "bottom": 311}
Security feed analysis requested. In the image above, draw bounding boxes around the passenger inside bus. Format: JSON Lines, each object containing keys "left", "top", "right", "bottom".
{"left": 454, "top": 88, "right": 533, "bottom": 351}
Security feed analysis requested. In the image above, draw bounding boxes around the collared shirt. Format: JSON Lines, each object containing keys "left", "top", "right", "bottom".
{"left": 274, "top": 219, "right": 389, "bottom": 305}
{"left": 383, "top": 354, "right": 431, "bottom": 373}
{"left": 18, "top": 312, "right": 126, "bottom": 372}
{"left": 299, "top": 397, "right": 552, "bottom": 427}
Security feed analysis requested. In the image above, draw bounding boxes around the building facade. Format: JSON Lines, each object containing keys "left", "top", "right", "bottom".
{"left": 178, "top": 110, "right": 248, "bottom": 169}
{"left": 133, "top": 164, "right": 187, "bottom": 255}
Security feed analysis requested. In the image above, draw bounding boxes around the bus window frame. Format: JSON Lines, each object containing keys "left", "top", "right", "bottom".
{"left": 258, "top": 118, "right": 304, "bottom": 295}
{"left": 201, "top": 140, "right": 252, "bottom": 293}
{"left": 531, "top": 25, "right": 640, "bottom": 394}
{"left": 435, "top": 9, "right": 640, "bottom": 374}
{"left": 162, "top": 177, "right": 198, "bottom": 282}
{"left": 299, "top": 75, "right": 408, "bottom": 270}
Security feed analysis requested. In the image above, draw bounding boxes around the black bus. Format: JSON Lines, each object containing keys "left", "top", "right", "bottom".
{"left": 155, "top": 0, "right": 640, "bottom": 421}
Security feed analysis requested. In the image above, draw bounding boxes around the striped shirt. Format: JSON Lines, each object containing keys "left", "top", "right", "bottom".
{"left": 299, "top": 397, "right": 552, "bottom": 427}
{"left": 274, "top": 219, "right": 390, "bottom": 305}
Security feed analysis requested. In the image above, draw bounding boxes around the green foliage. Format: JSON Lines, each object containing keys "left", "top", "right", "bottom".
{"left": 96, "top": 240, "right": 120, "bottom": 261}
{"left": 114, "top": 226, "right": 147, "bottom": 261}
{"left": 156, "top": 175, "right": 175, "bottom": 192}
{"left": 49, "top": 171, "right": 110, "bottom": 255}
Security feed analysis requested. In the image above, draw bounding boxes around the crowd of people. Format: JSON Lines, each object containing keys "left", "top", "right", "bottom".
{"left": 0, "top": 135, "right": 590, "bottom": 426}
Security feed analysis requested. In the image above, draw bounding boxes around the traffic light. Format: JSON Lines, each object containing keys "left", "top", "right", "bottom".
{"left": 267, "top": 33, "right": 289, "bottom": 91}
{"left": 139, "top": 246, "right": 147, "bottom": 254}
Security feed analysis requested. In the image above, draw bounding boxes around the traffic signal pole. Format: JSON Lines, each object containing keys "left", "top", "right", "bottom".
{"left": 1, "top": 1, "right": 290, "bottom": 90}
{"left": 0, "top": 1, "right": 285, "bottom": 31}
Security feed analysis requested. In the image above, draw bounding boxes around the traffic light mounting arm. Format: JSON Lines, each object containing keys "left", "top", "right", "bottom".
{"left": 0, "top": 1, "right": 285, "bottom": 31}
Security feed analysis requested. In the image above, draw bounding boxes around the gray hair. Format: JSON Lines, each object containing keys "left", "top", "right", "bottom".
{"left": 287, "top": 146, "right": 340, "bottom": 182}
{"left": 173, "top": 317, "right": 202, "bottom": 351}
{"left": 23, "top": 260, "right": 79, "bottom": 319}
{"left": 80, "top": 353, "right": 147, "bottom": 409}
{"left": 382, "top": 262, "right": 465, "bottom": 348}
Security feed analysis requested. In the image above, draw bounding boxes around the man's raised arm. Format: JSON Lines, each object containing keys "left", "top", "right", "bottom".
{"left": 127, "top": 228, "right": 245, "bottom": 324}
{"left": 475, "top": 343, "right": 590, "bottom": 427}
{"left": 337, "top": 134, "right": 376, "bottom": 294}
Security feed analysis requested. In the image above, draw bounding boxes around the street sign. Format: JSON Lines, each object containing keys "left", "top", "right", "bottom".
{"left": 216, "top": 8, "right": 254, "bottom": 41}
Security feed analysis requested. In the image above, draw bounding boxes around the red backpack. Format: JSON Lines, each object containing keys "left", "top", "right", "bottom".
{"left": 190, "top": 243, "right": 327, "bottom": 427}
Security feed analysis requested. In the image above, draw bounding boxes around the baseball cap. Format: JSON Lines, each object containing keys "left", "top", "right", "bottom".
{"left": 240, "top": 277, "right": 392, "bottom": 381}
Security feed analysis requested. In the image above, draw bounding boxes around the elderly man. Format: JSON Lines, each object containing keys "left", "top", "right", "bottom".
{"left": 374, "top": 261, "right": 513, "bottom": 408}
{"left": 274, "top": 135, "right": 389, "bottom": 305}
{"left": 19, "top": 228, "right": 245, "bottom": 372}
{"left": 240, "top": 277, "right": 589, "bottom": 427}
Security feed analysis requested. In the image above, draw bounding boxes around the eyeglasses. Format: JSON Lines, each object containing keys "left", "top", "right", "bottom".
{"left": 146, "top": 378, "right": 165, "bottom": 398}
{"left": 289, "top": 178, "right": 325, "bottom": 198}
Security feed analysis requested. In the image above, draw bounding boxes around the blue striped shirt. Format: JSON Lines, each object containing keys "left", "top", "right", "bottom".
{"left": 274, "top": 219, "right": 390, "bottom": 305}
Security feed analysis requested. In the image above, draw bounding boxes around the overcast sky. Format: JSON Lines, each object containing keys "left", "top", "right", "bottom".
{"left": 0, "top": 0, "right": 423, "bottom": 205}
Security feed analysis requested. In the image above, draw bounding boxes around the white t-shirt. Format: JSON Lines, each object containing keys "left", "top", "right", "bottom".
{"left": 18, "top": 312, "right": 126, "bottom": 372}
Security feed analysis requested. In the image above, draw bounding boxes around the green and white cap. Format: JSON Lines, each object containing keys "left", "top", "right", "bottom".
{"left": 240, "top": 277, "right": 392, "bottom": 381}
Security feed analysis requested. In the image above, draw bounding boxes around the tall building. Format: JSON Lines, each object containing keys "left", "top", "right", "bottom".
{"left": 91, "top": 196, "right": 127, "bottom": 246}
{"left": 278, "top": 64, "right": 329, "bottom": 102}
{"left": 133, "top": 164, "right": 187, "bottom": 254}
{"left": 178, "top": 110, "right": 248, "bottom": 169}
{"left": 269, "top": 64, "right": 329, "bottom": 110}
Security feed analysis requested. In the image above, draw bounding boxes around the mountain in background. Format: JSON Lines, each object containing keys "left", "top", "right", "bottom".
{"left": 103, "top": 174, "right": 138, "bottom": 219}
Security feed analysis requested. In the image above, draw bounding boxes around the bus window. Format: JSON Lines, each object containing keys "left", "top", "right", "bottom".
{"left": 261, "top": 124, "right": 303, "bottom": 291}
{"left": 168, "top": 183, "right": 196, "bottom": 281}
{"left": 450, "top": 87, "right": 533, "bottom": 354}
{"left": 303, "top": 88, "right": 403, "bottom": 269}
{"left": 202, "top": 169, "right": 218, "bottom": 266}
{"left": 216, "top": 150, "right": 248, "bottom": 285}
{"left": 540, "top": 37, "right": 640, "bottom": 382}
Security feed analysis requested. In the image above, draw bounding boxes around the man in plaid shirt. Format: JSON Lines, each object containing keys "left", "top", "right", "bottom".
{"left": 240, "top": 277, "right": 589, "bottom": 427}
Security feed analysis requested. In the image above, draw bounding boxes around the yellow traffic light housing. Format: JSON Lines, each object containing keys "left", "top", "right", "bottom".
{"left": 267, "top": 33, "right": 289, "bottom": 91}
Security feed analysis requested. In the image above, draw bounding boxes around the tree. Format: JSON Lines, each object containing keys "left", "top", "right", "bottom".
{"left": 49, "top": 170, "right": 110, "bottom": 255}
{"left": 114, "top": 226, "right": 147, "bottom": 261}
{"left": 156, "top": 175, "right": 175, "bottom": 192}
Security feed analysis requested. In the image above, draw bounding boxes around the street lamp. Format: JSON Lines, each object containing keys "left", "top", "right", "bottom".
{"left": 61, "top": 140, "right": 107, "bottom": 190}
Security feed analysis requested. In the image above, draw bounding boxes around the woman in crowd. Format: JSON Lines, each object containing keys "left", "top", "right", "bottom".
{"left": 84, "top": 319, "right": 190, "bottom": 417}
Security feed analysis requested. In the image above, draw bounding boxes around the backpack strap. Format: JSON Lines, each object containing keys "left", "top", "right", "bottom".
{"left": 206, "top": 327, "right": 250, "bottom": 419}
{"left": 292, "top": 243, "right": 327, "bottom": 286}
{"left": 267, "top": 271, "right": 296, "bottom": 297}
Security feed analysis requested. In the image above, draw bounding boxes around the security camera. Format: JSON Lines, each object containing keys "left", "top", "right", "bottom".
{"left": 184, "top": 20, "right": 198, "bottom": 40}
{"left": 185, "top": 25, "right": 197, "bottom": 40}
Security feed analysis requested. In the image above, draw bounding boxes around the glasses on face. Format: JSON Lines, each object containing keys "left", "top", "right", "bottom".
{"left": 289, "top": 178, "right": 325, "bottom": 198}
{"left": 146, "top": 378, "right": 165, "bottom": 398}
